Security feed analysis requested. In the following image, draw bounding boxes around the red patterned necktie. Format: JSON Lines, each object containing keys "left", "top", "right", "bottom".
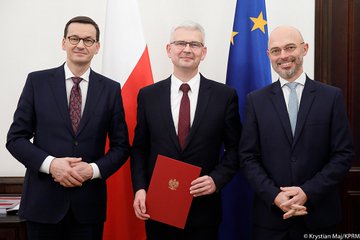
{"left": 178, "top": 83, "right": 190, "bottom": 150}
{"left": 69, "top": 77, "right": 82, "bottom": 134}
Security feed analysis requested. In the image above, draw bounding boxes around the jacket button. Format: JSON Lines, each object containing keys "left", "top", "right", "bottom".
{"left": 291, "top": 157, "right": 296, "bottom": 162}
{"left": 74, "top": 141, "right": 78, "bottom": 146}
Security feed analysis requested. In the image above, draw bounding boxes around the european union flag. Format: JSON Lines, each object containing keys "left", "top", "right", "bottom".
{"left": 219, "top": 0, "right": 271, "bottom": 239}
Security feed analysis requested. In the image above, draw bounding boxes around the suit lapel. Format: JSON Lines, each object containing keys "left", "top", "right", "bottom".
{"left": 159, "top": 78, "right": 181, "bottom": 150}
{"left": 184, "top": 76, "right": 212, "bottom": 150}
{"left": 293, "top": 77, "right": 317, "bottom": 145}
{"left": 270, "top": 81, "right": 293, "bottom": 144}
{"left": 49, "top": 65, "right": 73, "bottom": 134}
{"left": 76, "top": 70, "right": 104, "bottom": 135}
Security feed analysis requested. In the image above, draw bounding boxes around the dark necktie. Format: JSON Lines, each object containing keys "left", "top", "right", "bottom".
{"left": 178, "top": 83, "right": 190, "bottom": 150}
{"left": 286, "top": 82, "right": 299, "bottom": 135}
{"left": 69, "top": 77, "right": 82, "bottom": 134}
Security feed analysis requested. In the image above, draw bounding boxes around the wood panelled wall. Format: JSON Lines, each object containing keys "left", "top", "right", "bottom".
{"left": 315, "top": 0, "right": 360, "bottom": 232}
{"left": 0, "top": 177, "right": 23, "bottom": 194}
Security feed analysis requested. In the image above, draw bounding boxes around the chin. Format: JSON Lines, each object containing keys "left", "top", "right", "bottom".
{"left": 276, "top": 69, "right": 294, "bottom": 79}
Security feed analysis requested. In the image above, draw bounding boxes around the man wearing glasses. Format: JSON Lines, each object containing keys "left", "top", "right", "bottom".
{"left": 131, "top": 21, "right": 241, "bottom": 240}
{"left": 6, "top": 16, "right": 130, "bottom": 240}
{"left": 239, "top": 25, "right": 354, "bottom": 239}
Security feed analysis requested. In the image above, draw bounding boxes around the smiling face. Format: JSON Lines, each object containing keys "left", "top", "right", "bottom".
{"left": 166, "top": 27, "right": 207, "bottom": 77}
{"left": 62, "top": 22, "right": 100, "bottom": 69}
{"left": 267, "top": 26, "right": 308, "bottom": 82}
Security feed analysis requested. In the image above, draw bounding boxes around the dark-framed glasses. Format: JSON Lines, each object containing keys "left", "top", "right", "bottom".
{"left": 171, "top": 41, "right": 204, "bottom": 50}
{"left": 67, "top": 36, "right": 96, "bottom": 47}
{"left": 269, "top": 42, "right": 304, "bottom": 56}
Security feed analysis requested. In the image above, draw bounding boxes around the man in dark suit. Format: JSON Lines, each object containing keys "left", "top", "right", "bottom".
{"left": 131, "top": 21, "right": 241, "bottom": 240}
{"left": 6, "top": 16, "right": 130, "bottom": 240}
{"left": 239, "top": 25, "right": 354, "bottom": 239}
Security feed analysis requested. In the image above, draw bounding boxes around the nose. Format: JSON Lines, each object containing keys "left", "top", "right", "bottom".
{"left": 182, "top": 43, "right": 192, "bottom": 52}
{"left": 279, "top": 49, "right": 290, "bottom": 58}
{"left": 76, "top": 39, "right": 86, "bottom": 48}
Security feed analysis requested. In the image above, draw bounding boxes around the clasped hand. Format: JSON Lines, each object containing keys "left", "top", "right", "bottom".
{"left": 274, "top": 186, "right": 308, "bottom": 219}
{"left": 50, "top": 157, "right": 93, "bottom": 187}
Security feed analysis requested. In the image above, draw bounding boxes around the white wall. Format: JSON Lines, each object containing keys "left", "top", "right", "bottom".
{"left": 0, "top": 0, "right": 314, "bottom": 176}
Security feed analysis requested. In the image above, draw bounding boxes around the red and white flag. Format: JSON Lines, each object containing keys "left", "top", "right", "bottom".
{"left": 102, "top": 0, "right": 153, "bottom": 239}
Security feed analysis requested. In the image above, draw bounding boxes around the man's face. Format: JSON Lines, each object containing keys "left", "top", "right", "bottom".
{"left": 166, "top": 28, "right": 207, "bottom": 72}
{"left": 267, "top": 28, "right": 308, "bottom": 81}
{"left": 62, "top": 22, "right": 99, "bottom": 67}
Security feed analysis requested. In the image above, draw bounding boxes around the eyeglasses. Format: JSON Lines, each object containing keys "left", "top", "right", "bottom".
{"left": 170, "top": 41, "right": 204, "bottom": 50}
{"left": 269, "top": 42, "right": 304, "bottom": 56}
{"left": 67, "top": 36, "right": 96, "bottom": 47}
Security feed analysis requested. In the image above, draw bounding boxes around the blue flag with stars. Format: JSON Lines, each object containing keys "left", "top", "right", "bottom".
{"left": 219, "top": 0, "right": 271, "bottom": 239}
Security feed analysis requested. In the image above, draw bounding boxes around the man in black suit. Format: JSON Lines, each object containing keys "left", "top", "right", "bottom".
{"left": 239, "top": 25, "right": 354, "bottom": 239}
{"left": 6, "top": 16, "right": 130, "bottom": 240}
{"left": 131, "top": 21, "right": 241, "bottom": 240}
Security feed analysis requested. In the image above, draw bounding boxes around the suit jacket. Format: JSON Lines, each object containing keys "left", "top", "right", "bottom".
{"left": 239, "top": 76, "right": 354, "bottom": 230}
{"left": 131, "top": 74, "right": 241, "bottom": 227}
{"left": 6, "top": 64, "right": 130, "bottom": 224}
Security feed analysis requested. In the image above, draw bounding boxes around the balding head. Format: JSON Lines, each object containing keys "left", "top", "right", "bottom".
{"left": 267, "top": 26, "right": 308, "bottom": 82}
{"left": 268, "top": 26, "right": 304, "bottom": 49}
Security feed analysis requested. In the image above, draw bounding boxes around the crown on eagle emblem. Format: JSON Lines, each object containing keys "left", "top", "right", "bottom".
{"left": 168, "top": 179, "right": 179, "bottom": 190}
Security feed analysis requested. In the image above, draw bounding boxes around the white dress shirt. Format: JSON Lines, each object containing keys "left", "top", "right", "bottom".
{"left": 170, "top": 73, "right": 200, "bottom": 135}
{"left": 64, "top": 64, "right": 89, "bottom": 115}
{"left": 279, "top": 72, "right": 308, "bottom": 111}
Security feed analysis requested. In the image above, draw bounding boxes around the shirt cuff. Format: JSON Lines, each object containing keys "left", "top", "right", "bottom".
{"left": 90, "top": 163, "right": 101, "bottom": 179}
{"left": 39, "top": 156, "right": 55, "bottom": 174}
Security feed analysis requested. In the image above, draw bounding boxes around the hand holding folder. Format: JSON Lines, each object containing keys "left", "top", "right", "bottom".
{"left": 146, "top": 155, "right": 202, "bottom": 229}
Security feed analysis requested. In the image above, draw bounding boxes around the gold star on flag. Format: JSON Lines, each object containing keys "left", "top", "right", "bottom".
{"left": 250, "top": 11, "right": 267, "bottom": 33}
{"left": 230, "top": 31, "right": 238, "bottom": 45}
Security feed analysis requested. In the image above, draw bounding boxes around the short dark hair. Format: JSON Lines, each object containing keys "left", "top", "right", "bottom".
{"left": 64, "top": 16, "right": 100, "bottom": 41}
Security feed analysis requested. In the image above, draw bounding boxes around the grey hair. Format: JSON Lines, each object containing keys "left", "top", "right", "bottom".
{"left": 170, "top": 20, "right": 206, "bottom": 44}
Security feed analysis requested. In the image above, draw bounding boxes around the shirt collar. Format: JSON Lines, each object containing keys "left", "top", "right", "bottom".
{"left": 64, "top": 63, "right": 90, "bottom": 82}
{"left": 279, "top": 72, "right": 306, "bottom": 88}
{"left": 171, "top": 73, "right": 200, "bottom": 92}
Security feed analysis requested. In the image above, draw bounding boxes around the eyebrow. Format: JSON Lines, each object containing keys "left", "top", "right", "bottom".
{"left": 270, "top": 43, "right": 297, "bottom": 49}
{"left": 68, "top": 34, "right": 95, "bottom": 39}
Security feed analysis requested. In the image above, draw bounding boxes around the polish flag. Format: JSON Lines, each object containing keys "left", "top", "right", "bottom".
{"left": 102, "top": 0, "right": 153, "bottom": 239}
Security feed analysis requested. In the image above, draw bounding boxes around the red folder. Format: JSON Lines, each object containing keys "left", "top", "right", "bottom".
{"left": 146, "top": 154, "right": 202, "bottom": 229}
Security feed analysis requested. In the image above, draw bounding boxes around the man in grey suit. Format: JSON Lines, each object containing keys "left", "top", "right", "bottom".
{"left": 239, "top": 25, "right": 354, "bottom": 239}
{"left": 6, "top": 16, "right": 130, "bottom": 240}
{"left": 131, "top": 21, "right": 241, "bottom": 240}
